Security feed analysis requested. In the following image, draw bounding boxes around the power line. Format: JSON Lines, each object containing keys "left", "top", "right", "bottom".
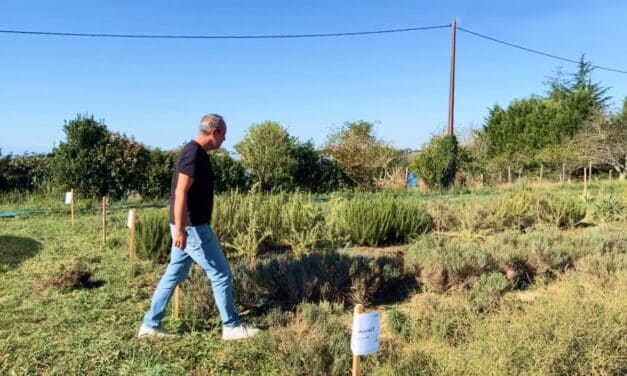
{"left": 0, "top": 24, "right": 451, "bottom": 39}
{"left": 458, "top": 26, "right": 627, "bottom": 75}
{"left": 2, "top": 23, "right": 625, "bottom": 74}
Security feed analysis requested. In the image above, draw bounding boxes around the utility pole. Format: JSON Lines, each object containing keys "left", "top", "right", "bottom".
{"left": 447, "top": 19, "right": 457, "bottom": 136}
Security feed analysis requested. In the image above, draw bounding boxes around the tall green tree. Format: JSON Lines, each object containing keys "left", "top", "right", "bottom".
{"left": 480, "top": 57, "right": 611, "bottom": 166}
{"left": 53, "top": 114, "right": 148, "bottom": 199}
{"left": 235, "top": 121, "right": 297, "bottom": 192}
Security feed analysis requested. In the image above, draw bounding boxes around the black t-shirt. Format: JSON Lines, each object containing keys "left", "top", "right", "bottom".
{"left": 169, "top": 141, "right": 215, "bottom": 226}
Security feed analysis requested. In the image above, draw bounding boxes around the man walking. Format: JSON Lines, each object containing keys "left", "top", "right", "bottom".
{"left": 138, "top": 114, "right": 258, "bottom": 340}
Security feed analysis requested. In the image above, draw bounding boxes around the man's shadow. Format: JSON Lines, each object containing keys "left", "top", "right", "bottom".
{"left": 0, "top": 235, "right": 42, "bottom": 273}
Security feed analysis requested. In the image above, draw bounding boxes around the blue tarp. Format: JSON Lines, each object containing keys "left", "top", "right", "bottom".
{"left": 407, "top": 172, "right": 418, "bottom": 187}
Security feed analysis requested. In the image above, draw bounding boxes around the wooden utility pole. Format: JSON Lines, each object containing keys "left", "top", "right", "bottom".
{"left": 447, "top": 19, "right": 456, "bottom": 136}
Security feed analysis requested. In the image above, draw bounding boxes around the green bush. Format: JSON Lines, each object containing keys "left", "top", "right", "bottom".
{"left": 541, "top": 194, "right": 586, "bottom": 228}
{"left": 494, "top": 191, "right": 537, "bottom": 229}
{"left": 135, "top": 210, "right": 171, "bottom": 264}
{"left": 210, "top": 152, "right": 250, "bottom": 193}
{"left": 334, "top": 195, "right": 432, "bottom": 246}
{"left": 406, "top": 234, "right": 496, "bottom": 291}
{"left": 592, "top": 193, "right": 625, "bottom": 223}
{"left": 469, "top": 272, "right": 511, "bottom": 312}
{"left": 281, "top": 192, "right": 325, "bottom": 255}
{"left": 411, "top": 134, "right": 459, "bottom": 189}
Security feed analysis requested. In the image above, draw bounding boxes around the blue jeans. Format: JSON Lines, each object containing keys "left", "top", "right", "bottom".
{"left": 142, "top": 224, "right": 240, "bottom": 328}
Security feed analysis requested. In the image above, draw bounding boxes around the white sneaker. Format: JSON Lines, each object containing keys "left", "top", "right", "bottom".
{"left": 137, "top": 324, "right": 177, "bottom": 339}
{"left": 222, "top": 325, "right": 259, "bottom": 340}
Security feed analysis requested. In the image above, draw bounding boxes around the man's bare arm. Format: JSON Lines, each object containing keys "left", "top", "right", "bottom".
{"left": 173, "top": 173, "right": 193, "bottom": 250}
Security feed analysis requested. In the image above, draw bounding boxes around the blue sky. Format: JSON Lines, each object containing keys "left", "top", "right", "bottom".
{"left": 1, "top": 1, "right": 626, "bottom": 155}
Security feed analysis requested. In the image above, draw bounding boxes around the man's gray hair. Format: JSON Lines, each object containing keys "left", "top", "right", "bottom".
{"left": 199, "top": 114, "right": 226, "bottom": 133}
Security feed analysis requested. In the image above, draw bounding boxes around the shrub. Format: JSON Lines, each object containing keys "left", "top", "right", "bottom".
{"left": 334, "top": 195, "right": 432, "bottom": 246}
{"left": 406, "top": 234, "right": 496, "bottom": 291}
{"left": 210, "top": 152, "right": 250, "bottom": 193}
{"left": 494, "top": 191, "right": 537, "bottom": 229}
{"left": 281, "top": 192, "right": 325, "bottom": 255}
{"left": 139, "top": 148, "right": 177, "bottom": 199}
{"left": 234, "top": 251, "right": 416, "bottom": 311}
{"left": 541, "top": 194, "right": 586, "bottom": 228}
{"left": 592, "top": 193, "right": 625, "bottom": 223}
{"left": 135, "top": 210, "right": 171, "bottom": 264}
{"left": 469, "top": 272, "right": 511, "bottom": 312}
{"left": 411, "top": 134, "right": 459, "bottom": 189}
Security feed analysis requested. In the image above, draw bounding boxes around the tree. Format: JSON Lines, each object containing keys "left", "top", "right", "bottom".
{"left": 481, "top": 57, "right": 611, "bottom": 169}
{"left": 290, "top": 140, "right": 351, "bottom": 192}
{"left": 139, "top": 148, "right": 178, "bottom": 198}
{"left": 566, "top": 107, "right": 627, "bottom": 179}
{"left": 53, "top": 114, "right": 149, "bottom": 199}
{"left": 209, "top": 151, "right": 250, "bottom": 192}
{"left": 324, "top": 121, "right": 401, "bottom": 189}
{"left": 0, "top": 151, "right": 53, "bottom": 193}
{"left": 235, "top": 121, "right": 297, "bottom": 192}
{"left": 411, "top": 134, "right": 459, "bottom": 189}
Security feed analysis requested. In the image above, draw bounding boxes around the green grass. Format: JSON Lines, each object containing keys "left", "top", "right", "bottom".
{"left": 1, "top": 183, "right": 626, "bottom": 375}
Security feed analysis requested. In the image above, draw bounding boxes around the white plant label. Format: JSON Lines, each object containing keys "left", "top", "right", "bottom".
{"left": 351, "top": 311, "right": 380, "bottom": 356}
{"left": 127, "top": 209, "right": 136, "bottom": 229}
{"left": 64, "top": 191, "right": 73, "bottom": 205}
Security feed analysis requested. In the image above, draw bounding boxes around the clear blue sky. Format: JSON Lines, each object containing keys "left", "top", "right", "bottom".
{"left": 2, "top": 1, "right": 627, "bottom": 155}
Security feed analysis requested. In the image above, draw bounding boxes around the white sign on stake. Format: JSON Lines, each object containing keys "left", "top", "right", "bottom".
{"left": 127, "top": 209, "right": 136, "bottom": 229}
{"left": 351, "top": 311, "right": 380, "bottom": 356}
{"left": 64, "top": 191, "right": 73, "bottom": 205}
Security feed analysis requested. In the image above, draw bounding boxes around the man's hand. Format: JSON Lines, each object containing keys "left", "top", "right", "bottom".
{"left": 174, "top": 228, "right": 187, "bottom": 250}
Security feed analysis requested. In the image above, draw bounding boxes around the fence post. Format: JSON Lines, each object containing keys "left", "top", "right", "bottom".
{"left": 609, "top": 170, "right": 613, "bottom": 181}
{"left": 589, "top": 162, "right": 592, "bottom": 184}
{"left": 562, "top": 163, "right": 566, "bottom": 184}
{"left": 101, "top": 196, "right": 107, "bottom": 248}
{"left": 70, "top": 189, "right": 75, "bottom": 226}
{"left": 583, "top": 168, "right": 588, "bottom": 196}
{"left": 128, "top": 209, "right": 137, "bottom": 262}
{"left": 352, "top": 304, "right": 365, "bottom": 376}
{"left": 539, "top": 164, "right": 543, "bottom": 186}
{"left": 508, "top": 166, "right": 512, "bottom": 186}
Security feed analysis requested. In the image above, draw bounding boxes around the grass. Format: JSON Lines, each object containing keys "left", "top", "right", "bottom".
{"left": 1, "top": 183, "right": 626, "bottom": 375}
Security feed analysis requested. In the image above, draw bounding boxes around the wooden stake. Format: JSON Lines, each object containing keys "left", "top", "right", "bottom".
{"left": 102, "top": 196, "right": 107, "bottom": 247}
{"left": 70, "top": 188, "right": 75, "bottom": 226}
{"left": 589, "top": 162, "right": 592, "bottom": 184}
{"left": 539, "top": 165, "right": 543, "bottom": 186}
{"left": 508, "top": 166, "right": 512, "bottom": 186}
{"left": 562, "top": 163, "right": 566, "bottom": 184}
{"left": 583, "top": 168, "right": 588, "bottom": 196}
{"left": 352, "top": 304, "right": 365, "bottom": 376}
{"left": 128, "top": 209, "right": 137, "bottom": 262}
{"left": 609, "top": 170, "right": 613, "bottom": 181}
{"left": 173, "top": 285, "right": 180, "bottom": 319}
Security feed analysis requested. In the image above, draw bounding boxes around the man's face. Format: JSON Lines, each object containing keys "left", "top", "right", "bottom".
{"left": 213, "top": 126, "right": 227, "bottom": 148}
